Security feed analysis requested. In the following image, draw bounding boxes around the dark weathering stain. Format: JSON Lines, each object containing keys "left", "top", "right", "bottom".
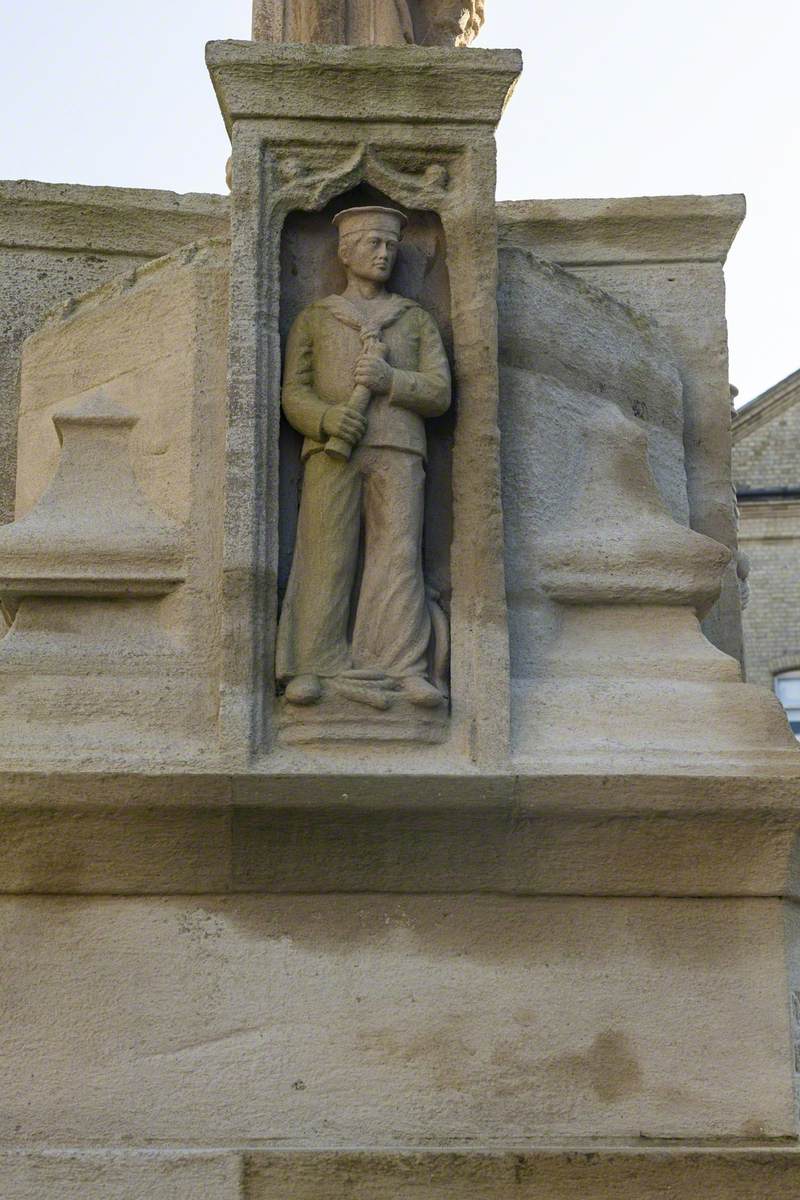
{"left": 585, "top": 1030, "right": 643, "bottom": 1102}
{"left": 549, "top": 1029, "right": 644, "bottom": 1105}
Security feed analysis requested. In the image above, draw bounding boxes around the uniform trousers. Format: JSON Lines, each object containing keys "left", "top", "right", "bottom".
{"left": 276, "top": 445, "right": 430, "bottom": 681}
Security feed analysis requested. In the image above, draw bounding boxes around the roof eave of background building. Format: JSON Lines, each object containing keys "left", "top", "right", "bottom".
{"left": 733, "top": 367, "right": 800, "bottom": 442}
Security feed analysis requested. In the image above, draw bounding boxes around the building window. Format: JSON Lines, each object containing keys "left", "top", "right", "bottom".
{"left": 774, "top": 671, "right": 800, "bottom": 739}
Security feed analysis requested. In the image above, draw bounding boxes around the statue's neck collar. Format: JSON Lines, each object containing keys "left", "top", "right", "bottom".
{"left": 321, "top": 292, "right": 413, "bottom": 335}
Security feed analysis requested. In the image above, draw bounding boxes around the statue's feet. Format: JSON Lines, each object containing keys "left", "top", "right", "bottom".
{"left": 402, "top": 676, "right": 444, "bottom": 708}
{"left": 285, "top": 674, "right": 322, "bottom": 706}
{"left": 332, "top": 673, "right": 396, "bottom": 710}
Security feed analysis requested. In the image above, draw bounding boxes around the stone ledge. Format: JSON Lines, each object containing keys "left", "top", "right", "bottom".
{"left": 0, "top": 179, "right": 229, "bottom": 258}
{"left": 497, "top": 194, "right": 746, "bottom": 265}
{"left": 2, "top": 1146, "right": 800, "bottom": 1199}
{"left": 1, "top": 771, "right": 799, "bottom": 896}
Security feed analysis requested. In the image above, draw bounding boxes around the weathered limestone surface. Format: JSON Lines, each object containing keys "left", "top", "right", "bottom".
{"left": 0, "top": 186, "right": 745, "bottom": 661}
{"left": 496, "top": 236, "right": 794, "bottom": 769}
{"left": 1, "top": 895, "right": 793, "bottom": 1144}
{"left": 0, "top": 181, "right": 228, "bottom": 528}
{"left": 244, "top": 1147, "right": 800, "bottom": 1200}
{"left": 0, "top": 239, "right": 230, "bottom": 762}
{"left": 498, "top": 195, "right": 746, "bottom": 663}
{"left": 498, "top": 248, "right": 689, "bottom": 691}
{"left": 498, "top": 249, "right": 689, "bottom": 523}
{"left": 2, "top": 194, "right": 793, "bottom": 769}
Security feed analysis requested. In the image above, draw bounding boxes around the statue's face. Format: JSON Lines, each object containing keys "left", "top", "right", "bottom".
{"left": 340, "top": 229, "right": 400, "bottom": 283}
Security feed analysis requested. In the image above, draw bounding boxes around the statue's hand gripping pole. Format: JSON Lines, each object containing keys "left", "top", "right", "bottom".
{"left": 325, "top": 329, "right": 386, "bottom": 462}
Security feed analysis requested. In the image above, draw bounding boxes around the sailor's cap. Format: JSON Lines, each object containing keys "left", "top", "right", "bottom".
{"left": 333, "top": 206, "right": 407, "bottom": 239}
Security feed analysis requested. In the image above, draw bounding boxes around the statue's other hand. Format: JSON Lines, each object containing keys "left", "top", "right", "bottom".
{"left": 354, "top": 353, "right": 393, "bottom": 395}
{"left": 322, "top": 405, "right": 368, "bottom": 446}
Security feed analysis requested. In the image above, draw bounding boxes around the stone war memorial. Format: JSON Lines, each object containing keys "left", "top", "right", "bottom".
{"left": 2, "top": 2, "right": 800, "bottom": 1197}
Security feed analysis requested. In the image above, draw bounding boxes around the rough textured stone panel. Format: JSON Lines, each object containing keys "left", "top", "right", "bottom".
{"left": 0, "top": 1151, "right": 242, "bottom": 1200}
{"left": 0, "top": 896, "right": 792, "bottom": 1144}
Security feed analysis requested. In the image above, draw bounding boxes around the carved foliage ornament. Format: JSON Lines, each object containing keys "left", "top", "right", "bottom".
{"left": 268, "top": 144, "right": 453, "bottom": 212}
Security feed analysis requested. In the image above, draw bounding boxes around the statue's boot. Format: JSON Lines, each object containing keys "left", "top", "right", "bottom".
{"left": 333, "top": 677, "right": 394, "bottom": 710}
{"left": 285, "top": 674, "right": 322, "bottom": 706}
{"left": 403, "top": 676, "right": 443, "bottom": 708}
{"left": 341, "top": 669, "right": 400, "bottom": 687}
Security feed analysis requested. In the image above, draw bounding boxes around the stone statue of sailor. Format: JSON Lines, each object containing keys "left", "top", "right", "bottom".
{"left": 276, "top": 206, "right": 451, "bottom": 710}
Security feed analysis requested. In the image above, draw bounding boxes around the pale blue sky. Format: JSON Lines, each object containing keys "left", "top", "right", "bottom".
{"left": 2, "top": 0, "right": 797, "bottom": 403}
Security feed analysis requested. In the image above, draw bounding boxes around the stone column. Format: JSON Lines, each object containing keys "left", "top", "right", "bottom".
{"left": 207, "top": 40, "right": 520, "bottom": 765}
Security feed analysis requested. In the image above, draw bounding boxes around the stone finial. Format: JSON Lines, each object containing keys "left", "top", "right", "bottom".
{"left": 252, "top": 0, "right": 484, "bottom": 46}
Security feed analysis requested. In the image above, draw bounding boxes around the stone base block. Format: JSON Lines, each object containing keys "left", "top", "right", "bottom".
{"left": 3, "top": 1147, "right": 800, "bottom": 1199}
{"left": 2, "top": 895, "right": 794, "bottom": 1145}
{"left": 513, "top": 677, "right": 799, "bottom": 772}
{"left": 277, "top": 692, "right": 448, "bottom": 745}
{"left": 0, "top": 1151, "right": 242, "bottom": 1200}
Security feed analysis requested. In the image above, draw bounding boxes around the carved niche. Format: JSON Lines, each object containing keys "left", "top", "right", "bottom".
{"left": 274, "top": 164, "right": 455, "bottom": 742}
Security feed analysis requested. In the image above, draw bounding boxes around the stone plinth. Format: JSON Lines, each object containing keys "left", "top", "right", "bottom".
{"left": 1, "top": 894, "right": 793, "bottom": 1143}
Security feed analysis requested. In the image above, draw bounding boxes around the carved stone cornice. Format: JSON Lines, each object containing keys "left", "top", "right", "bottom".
{"left": 207, "top": 41, "right": 521, "bottom": 134}
{"left": 497, "top": 194, "right": 746, "bottom": 266}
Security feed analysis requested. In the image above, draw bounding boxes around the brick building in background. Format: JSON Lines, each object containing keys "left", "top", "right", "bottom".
{"left": 733, "top": 368, "right": 800, "bottom": 735}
